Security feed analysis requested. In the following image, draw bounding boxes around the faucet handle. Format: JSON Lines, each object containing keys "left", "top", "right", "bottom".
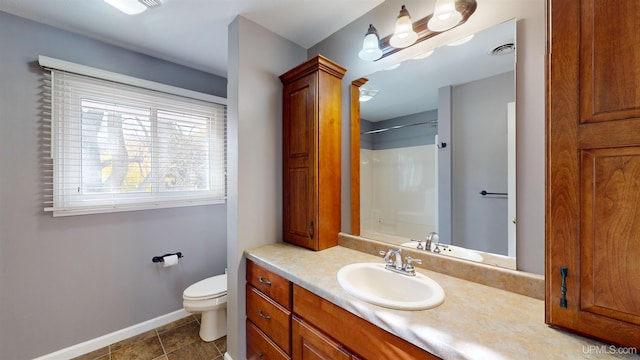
{"left": 410, "top": 238, "right": 424, "bottom": 250}
{"left": 379, "top": 249, "right": 394, "bottom": 266}
{"left": 404, "top": 256, "right": 422, "bottom": 274}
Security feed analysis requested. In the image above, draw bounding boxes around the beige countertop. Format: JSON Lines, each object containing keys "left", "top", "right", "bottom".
{"left": 245, "top": 242, "right": 639, "bottom": 360}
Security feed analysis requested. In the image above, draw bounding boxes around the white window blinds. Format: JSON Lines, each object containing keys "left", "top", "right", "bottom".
{"left": 40, "top": 57, "right": 226, "bottom": 216}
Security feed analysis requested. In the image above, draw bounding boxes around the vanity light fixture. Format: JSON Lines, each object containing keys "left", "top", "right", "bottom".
{"left": 104, "top": 0, "right": 162, "bottom": 15}
{"left": 357, "top": 0, "right": 477, "bottom": 62}
{"left": 389, "top": 5, "right": 419, "bottom": 48}
{"left": 427, "top": 0, "right": 463, "bottom": 32}
{"left": 358, "top": 24, "right": 383, "bottom": 61}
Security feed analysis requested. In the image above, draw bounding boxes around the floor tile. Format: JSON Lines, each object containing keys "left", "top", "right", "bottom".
{"left": 158, "top": 321, "right": 201, "bottom": 354}
{"left": 213, "top": 336, "right": 227, "bottom": 355}
{"left": 111, "top": 329, "right": 158, "bottom": 352}
{"left": 66, "top": 316, "right": 227, "bottom": 360}
{"left": 111, "top": 335, "right": 164, "bottom": 360}
{"left": 156, "top": 315, "right": 197, "bottom": 334}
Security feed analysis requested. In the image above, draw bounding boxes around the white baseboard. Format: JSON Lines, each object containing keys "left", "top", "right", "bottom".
{"left": 33, "top": 309, "right": 191, "bottom": 360}
{"left": 224, "top": 352, "right": 233, "bottom": 360}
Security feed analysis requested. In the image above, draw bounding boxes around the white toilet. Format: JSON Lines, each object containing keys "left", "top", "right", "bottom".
{"left": 183, "top": 273, "right": 227, "bottom": 342}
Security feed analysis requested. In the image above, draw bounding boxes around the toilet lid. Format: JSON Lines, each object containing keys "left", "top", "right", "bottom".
{"left": 183, "top": 274, "right": 227, "bottom": 300}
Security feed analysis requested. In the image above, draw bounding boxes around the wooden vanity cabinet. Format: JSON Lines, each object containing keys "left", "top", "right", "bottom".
{"left": 280, "top": 55, "right": 346, "bottom": 251}
{"left": 546, "top": 0, "right": 640, "bottom": 348}
{"left": 292, "top": 285, "right": 438, "bottom": 360}
{"left": 246, "top": 260, "right": 293, "bottom": 358}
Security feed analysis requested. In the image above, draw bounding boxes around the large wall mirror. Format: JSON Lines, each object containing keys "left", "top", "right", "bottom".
{"left": 351, "top": 19, "right": 517, "bottom": 269}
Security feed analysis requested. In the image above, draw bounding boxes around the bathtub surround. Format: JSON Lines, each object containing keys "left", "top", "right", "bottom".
{"left": 0, "top": 12, "right": 227, "bottom": 359}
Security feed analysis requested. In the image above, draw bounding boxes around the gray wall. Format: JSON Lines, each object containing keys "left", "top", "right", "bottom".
{"left": 361, "top": 109, "right": 438, "bottom": 150}
{"left": 309, "top": 0, "right": 545, "bottom": 274}
{"left": 226, "top": 16, "right": 306, "bottom": 360}
{"left": 0, "top": 12, "right": 228, "bottom": 359}
{"left": 452, "top": 71, "right": 514, "bottom": 254}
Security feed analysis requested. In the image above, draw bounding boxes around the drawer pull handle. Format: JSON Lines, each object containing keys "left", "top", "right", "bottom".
{"left": 258, "top": 309, "right": 271, "bottom": 320}
{"left": 258, "top": 276, "right": 271, "bottom": 285}
{"left": 258, "top": 352, "right": 263, "bottom": 359}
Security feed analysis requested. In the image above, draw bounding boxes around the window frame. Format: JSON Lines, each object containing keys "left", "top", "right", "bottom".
{"left": 40, "top": 56, "right": 227, "bottom": 217}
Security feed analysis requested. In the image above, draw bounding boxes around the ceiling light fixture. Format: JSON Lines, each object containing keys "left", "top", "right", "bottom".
{"left": 104, "top": 0, "right": 161, "bottom": 15}
{"left": 359, "top": 88, "right": 379, "bottom": 102}
{"left": 358, "top": 24, "right": 383, "bottom": 61}
{"left": 427, "top": 0, "right": 463, "bottom": 32}
{"left": 389, "top": 5, "right": 418, "bottom": 48}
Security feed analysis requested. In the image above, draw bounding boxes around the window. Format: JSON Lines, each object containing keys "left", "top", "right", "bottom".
{"left": 40, "top": 56, "right": 226, "bottom": 216}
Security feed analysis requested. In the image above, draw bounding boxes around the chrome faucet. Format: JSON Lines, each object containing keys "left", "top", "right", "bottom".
{"left": 378, "top": 248, "right": 423, "bottom": 276}
{"left": 425, "top": 232, "right": 440, "bottom": 253}
{"left": 380, "top": 248, "right": 403, "bottom": 269}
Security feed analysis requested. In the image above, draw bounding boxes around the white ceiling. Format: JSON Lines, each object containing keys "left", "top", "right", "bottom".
{"left": 0, "top": 0, "right": 383, "bottom": 77}
{"left": 361, "top": 19, "right": 516, "bottom": 122}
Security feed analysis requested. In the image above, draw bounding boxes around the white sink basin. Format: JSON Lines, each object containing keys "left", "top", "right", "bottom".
{"left": 401, "top": 242, "right": 484, "bottom": 263}
{"left": 336, "top": 263, "right": 445, "bottom": 310}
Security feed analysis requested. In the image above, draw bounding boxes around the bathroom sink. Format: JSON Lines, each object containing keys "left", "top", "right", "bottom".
{"left": 400, "top": 242, "right": 484, "bottom": 262}
{"left": 336, "top": 263, "right": 445, "bottom": 310}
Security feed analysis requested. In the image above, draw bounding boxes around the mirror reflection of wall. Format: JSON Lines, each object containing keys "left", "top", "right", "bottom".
{"left": 358, "top": 19, "right": 516, "bottom": 269}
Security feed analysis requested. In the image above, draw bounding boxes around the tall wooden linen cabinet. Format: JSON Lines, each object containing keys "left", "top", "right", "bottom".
{"left": 546, "top": 0, "right": 640, "bottom": 348}
{"left": 280, "top": 56, "right": 346, "bottom": 251}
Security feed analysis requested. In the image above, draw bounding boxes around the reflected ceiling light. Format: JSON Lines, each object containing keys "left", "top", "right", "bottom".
{"left": 389, "top": 5, "right": 418, "bottom": 48}
{"left": 358, "top": 24, "right": 383, "bottom": 61}
{"left": 446, "top": 34, "right": 474, "bottom": 46}
{"left": 359, "top": 88, "right": 379, "bottom": 102}
{"left": 412, "top": 49, "right": 435, "bottom": 60}
{"left": 383, "top": 63, "right": 402, "bottom": 71}
{"left": 427, "top": 0, "right": 463, "bottom": 32}
{"left": 104, "top": 0, "right": 162, "bottom": 15}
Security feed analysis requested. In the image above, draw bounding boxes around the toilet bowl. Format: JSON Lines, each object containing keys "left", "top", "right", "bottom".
{"left": 183, "top": 273, "right": 227, "bottom": 342}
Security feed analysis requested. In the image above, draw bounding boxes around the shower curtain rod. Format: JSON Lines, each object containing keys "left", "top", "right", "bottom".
{"left": 360, "top": 120, "right": 437, "bottom": 135}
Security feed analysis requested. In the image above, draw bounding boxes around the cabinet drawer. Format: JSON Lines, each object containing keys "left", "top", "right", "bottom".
{"left": 247, "top": 284, "right": 291, "bottom": 354}
{"left": 247, "top": 319, "right": 290, "bottom": 360}
{"left": 293, "top": 285, "right": 438, "bottom": 360}
{"left": 247, "top": 260, "right": 292, "bottom": 309}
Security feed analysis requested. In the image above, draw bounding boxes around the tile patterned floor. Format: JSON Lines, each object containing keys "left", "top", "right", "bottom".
{"left": 72, "top": 315, "right": 226, "bottom": 360}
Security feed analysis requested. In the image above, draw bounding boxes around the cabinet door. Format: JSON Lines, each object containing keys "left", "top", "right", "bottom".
{"left": 283, "top": 73, "right": 317, "bottom": 249}
{"left": 292, "top": 316, "right": 351, "bottom": 360}
{"left": 546, "top": 0, "right": 640, "bottom": 347}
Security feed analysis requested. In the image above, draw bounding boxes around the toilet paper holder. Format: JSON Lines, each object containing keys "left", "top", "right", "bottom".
{"left": 152, "top": 252, "right": 184, "bottom": 263}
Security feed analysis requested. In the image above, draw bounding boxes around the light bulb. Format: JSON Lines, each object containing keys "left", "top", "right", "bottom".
{"left": 427, "top": 0, "right": 462, "bottom": 32}
{"left": 358, "top": 24, "right": 383, "bottom": 61}
{"left": 390, "top": 5, "right": 418, "bottom": 48}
